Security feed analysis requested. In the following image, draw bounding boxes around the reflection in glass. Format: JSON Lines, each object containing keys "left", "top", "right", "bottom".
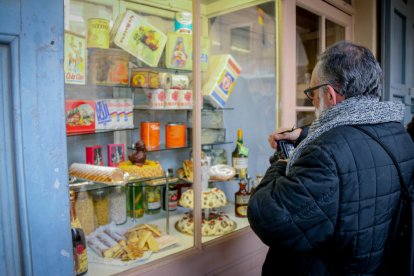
{"left": 296, "top": 7, "right": 319, "bottom": 106}
{"left": 326, "top": 20, "right": 345, "bottom": 48}
{"left": 297, "top": 111, "right": 315, "bottom": 127}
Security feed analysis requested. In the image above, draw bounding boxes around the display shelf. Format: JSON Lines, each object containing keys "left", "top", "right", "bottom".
{"left": 128, "top": 141, "right": 232, "bottom": 152}
{"left": 66, "top": 127, "right": 139, "bottom": 137}
{"left": 134, "top": 105, "right": 192, "bottom": 111}
{"left": 86, "top": 205, "right": 250, "bottom": 276}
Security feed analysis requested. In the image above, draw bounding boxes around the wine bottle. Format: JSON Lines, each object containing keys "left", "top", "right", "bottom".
{"left": 232, "top": 128, "right": 248, "bottom": 178}
{"left": 70, "top": 190, "right": 88, "bottom": 276}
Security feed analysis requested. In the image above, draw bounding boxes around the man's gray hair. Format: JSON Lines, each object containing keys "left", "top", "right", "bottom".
{"left": 315, "top": 41, "right": 382, "bottom": 98}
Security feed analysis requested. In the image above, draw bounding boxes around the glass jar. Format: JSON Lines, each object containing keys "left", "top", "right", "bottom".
{"left": 92, "top": 188, "right": 109, "bottom": 226}
{"left": 145, "top": 185, "right": 161, "bottom": 215}
{"left": 109, "top": 186, "right": 127, "bottom": 225}
{"left": 127, "top": 182, "right": 144, "bottom": 219}
{"left": 74, "top": 190, "right": 95, "bottom": 235}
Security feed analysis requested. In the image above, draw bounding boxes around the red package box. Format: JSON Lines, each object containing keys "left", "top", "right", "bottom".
{"left": 66, "top": 100, "right": 96, "bottom": 134}
{"left": 85, "top": 145, "right": 103, "bottom": 165}
{"left": 108, "top": 144, "right": 125, "bottom": 167}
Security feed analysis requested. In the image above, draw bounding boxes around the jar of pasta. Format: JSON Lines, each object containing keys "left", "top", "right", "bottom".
{"left": 74, "top": 190, "right": 95, "bottom": 235}
{"left": 109, "top": 186, "right": 127, "bottom": 225}
{"left": 92, "top": 188, "right": 109, "bottom": 226}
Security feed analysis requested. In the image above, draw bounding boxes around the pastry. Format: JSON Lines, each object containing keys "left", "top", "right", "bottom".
{"left": 176, "top": 211, "right": 236, "bottom": 236}
{"left": 178, "top": 188, "right": 227, "bottom": 209}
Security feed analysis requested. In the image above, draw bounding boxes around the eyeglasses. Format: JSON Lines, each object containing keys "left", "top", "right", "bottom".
{"left": 303, "top": 83, "right": 330, "bottom": 101}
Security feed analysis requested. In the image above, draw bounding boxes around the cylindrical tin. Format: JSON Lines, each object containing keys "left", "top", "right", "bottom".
{"left": 164, "top": 89, "right": 179, "bottom": 109}
{"left": 88, "top": 48, "right": 129, "bottom": 86}
{"left": 171, "top": 74, "right": 189, "bottom": 89}
{"left": 87, "top": 18, "right": 109, "bottom": 49}
{"left": 166, "top": 123, "right": 186, "bottom": 148}
{"left": 145, "top": 89, "right": 165, "bottom": 108}
{"left": 130, "top": 69, "right": 160, "bottom": 88}
{"left": 174, "top": 12, "right": 192, "bottom": 34}
{"left": 140, "top": 121, "right": 160, "bottom": 150}
{"left": 159, "top": 72, "right": 172, "bottom": 89}
{"left": 177, "top": 89, "right": 192, "bottom": 109}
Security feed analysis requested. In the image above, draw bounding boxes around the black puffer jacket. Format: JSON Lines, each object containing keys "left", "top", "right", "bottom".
{"left": 248, "top": 122, "right": 414, "bottom": 275}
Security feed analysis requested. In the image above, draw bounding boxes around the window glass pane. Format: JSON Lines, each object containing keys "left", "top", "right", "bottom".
{"left": 326, "top": 19, "right": 345, "bottom": 48}
{"left": 297, "top": 111, "right": 315, "bottom": 127}
{"left": 296, "top": 7, "right": 319, "bottom": 106}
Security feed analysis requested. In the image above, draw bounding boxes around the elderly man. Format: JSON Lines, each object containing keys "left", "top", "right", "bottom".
{"left": 248, "top": 41, "right": 414, "bottom": 275}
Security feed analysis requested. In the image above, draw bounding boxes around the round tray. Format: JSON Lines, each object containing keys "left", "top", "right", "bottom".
{"left": 174, "top": 219, "right": 237, "bottom": 237}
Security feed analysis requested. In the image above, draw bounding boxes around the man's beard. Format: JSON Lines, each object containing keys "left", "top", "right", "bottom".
{"left": 315, "top": 90, "right": 329, "bottom": 119}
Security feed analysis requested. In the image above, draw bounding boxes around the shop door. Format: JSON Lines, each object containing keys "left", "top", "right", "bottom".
{"left": 382, "top": 0, "right": 414, "bottom": 124}
{"left": 0, "top": 0, "right": 73, "bottom": 275}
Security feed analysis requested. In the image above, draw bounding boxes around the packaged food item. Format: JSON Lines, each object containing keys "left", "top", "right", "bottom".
{"left": 177, "top": 89, "right": 192, "bottom": 109}
{"left": 145, "top": 89, "right": 165, "bottom": 109}
{"left": 140, "top": 122, "right": 160, "bottom": 150}
{"left": 174, "top": 12, "right": 192, "bottom": 34}
{"left": 130, "top": 69, "right": 160, "bottom": 88}
{"left": 75, "top": 191, "right": 95, "bottom": 235}
{"left": 111, "top": 10, "right": 167, "bottom": 67}
{"left": 92, "top": 188, "right": 109, "bottom": 226}
{"left": 65, "top": 100, "right": 96, "bottom": 134}
{"left": 145, "top": 186, "right": 161, "bottom": 214}
{"left": 64, "top": 32, "right": 86, "bottom": 85}
{"left": 109, "top": 186, "right": 127, "bottom": 225}
{"left": 166, "top": 32, "right": 192, "bottom": 70}
{"left": 87, "top": 48, "right": 129, "bottom": 86}
{"left": 159, "top": 72, "right": 172, "bottom": 89}
{"left": 164, "top": 89, "right": 179, "bottom": 109}
{"left": 85, "top": 145, "right": 103, "bottom": 166}
{"left": 107, "top": 144, "right": 125, "bottom": 167}
{"left": 165, "top": 123, "right": 186, "bottom": 148}
{"left": 68, "top": 163, "right": 125, "bottom": 184}
{"left": 202, "top": 54, "right": 241, "bottom": 108}
{"left": 87, "top": 18, "right": 109, "bottom": 49}
{"left": 95, "top": 99, "right": 111, "bottom": 130}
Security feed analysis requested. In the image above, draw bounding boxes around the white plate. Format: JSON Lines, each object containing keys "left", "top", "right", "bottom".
{"left": 87, "top": 247, "right": 152, "bottom": 266}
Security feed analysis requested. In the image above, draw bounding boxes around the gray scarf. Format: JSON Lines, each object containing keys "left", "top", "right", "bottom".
{"left": 286, "top": 96, "right": 405, "bottom": 174}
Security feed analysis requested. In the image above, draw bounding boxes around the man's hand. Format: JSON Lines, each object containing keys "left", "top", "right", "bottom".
{"left": 268, "top": 128, "right": 303, "bottom": 150}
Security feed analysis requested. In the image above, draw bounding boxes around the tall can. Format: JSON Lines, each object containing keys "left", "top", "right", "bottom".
{"left": 87, "top": 18, "right": 109, "bottom": 49}
{"left": 165, "top": 123, "right": 186, "bottom": 148}
{"left": 140, "top": 121, "right": 160, "bottom": 150}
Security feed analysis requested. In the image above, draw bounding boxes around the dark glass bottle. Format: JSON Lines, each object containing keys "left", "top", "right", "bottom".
{"left": 70, "top": 190, "right": 88, "bottom": 276}
{"left": 235, "top": 178, "right": 251, "bottom": 218}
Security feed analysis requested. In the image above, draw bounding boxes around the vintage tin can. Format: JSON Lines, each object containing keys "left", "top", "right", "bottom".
{"left": 174, "top": 12, "right": 192, "bottom": 34}
{"left": 164, "top": 89, "right": 179, "bottom": 109}
{"left": 177, "top": 89, "right": 192, "bottom": 109}
{"left": 159, "top": 72, "right": 172, "bottom": 89}
{"left": 171, "top": 74, "right": 189, "bottom": 89}
{"left": 87, "top": 18, "right": 109, "bottom": 49}
{"left": 127, "top": 182, "right": 144, "bottom": 219}
{"left": 166, "top": 123, "right": 186, "bottom": 148}
{"left": 140, "top": 121, "right": 160, "bottom": 150}
{"left": 145, "top": 89, "right": 165, "bottom": 108}
{"left": 130, "top": 69, "right": 160, "bottom": 88}
{"left": 88, "top": 48, "right": 129, "bottom": 86}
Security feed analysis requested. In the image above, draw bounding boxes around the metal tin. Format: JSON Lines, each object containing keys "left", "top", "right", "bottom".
{"left": 177, "top": 89, "right": 192, "bottom": 109}
{"left": 165, "top": 123, "right": 186, "bottom": 148}
{"left": 145, "top": 89, "right": 165, "bottom": 108}
{"left": 87, "top": 18, "right": 109, "bottom": 49}
{"left": 159, "top": 72, "right": 172, "bottom": 89}
{"left": 88, "top": 48, "right": 129, "bottom": 86}
{"left": 164, "top": 89, "right": 179, "bottom": 109}
{"left": 171, "top": 74, "right": 189, "bottom": 89}
{"left": 140, "top": 121, "right": 160, "bottom": 150}
{"left": 130, "top": 69, "right": 159, "bottom": 88}
{"left": 174, "top": 12, "right": 192, "bottom": 34}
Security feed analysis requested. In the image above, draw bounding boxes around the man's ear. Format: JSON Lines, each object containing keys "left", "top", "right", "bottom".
{"left": 327, "top": 85, "right": 344, "bottom": 105}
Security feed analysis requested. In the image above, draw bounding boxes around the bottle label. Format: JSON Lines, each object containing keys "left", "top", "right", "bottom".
{"left": 233, "top": 157, "right": 248, "bottom": 169}
{"left": 148, "top": 201, "right": 161, "bottom": 210}
{"left": 236, "top": 205, "right": 248, "bottom": 217}
{"left": 236, "top": 194, "right": 250, "bottom": 204}
{"left": 74, "top": 243, "right": 88, "bottom": 274}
